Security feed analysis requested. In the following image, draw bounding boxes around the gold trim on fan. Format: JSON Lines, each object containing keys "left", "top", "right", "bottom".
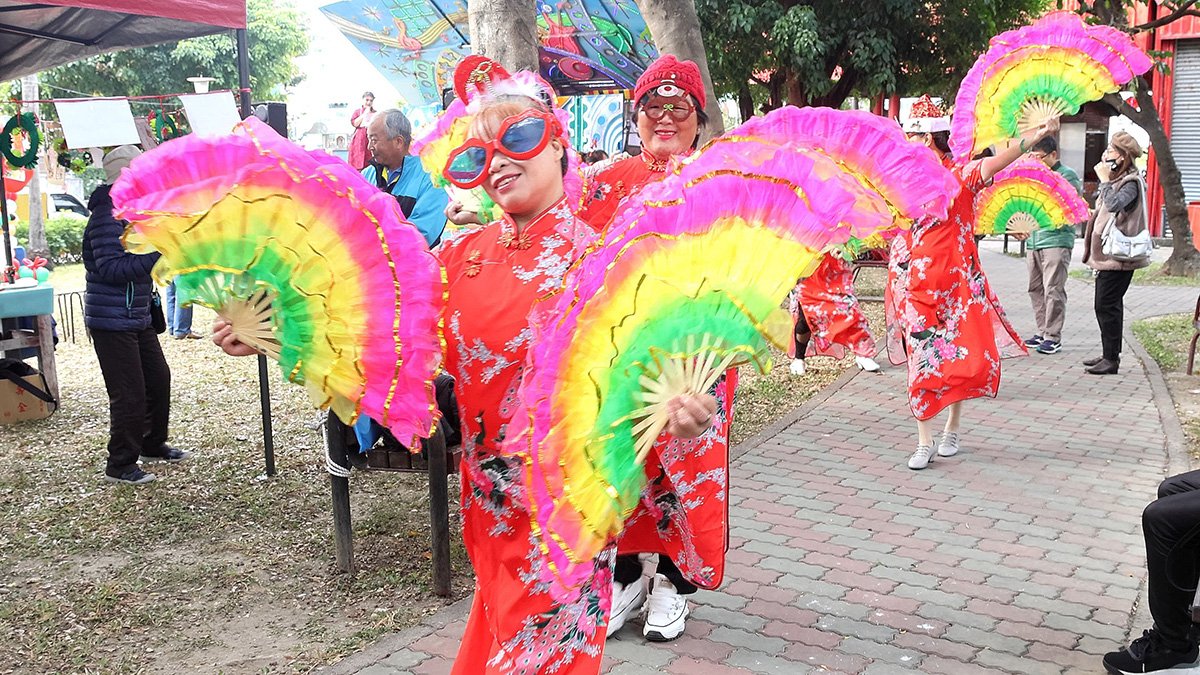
{"left": 217, "top": 289, "right": 282, "bottom": 359}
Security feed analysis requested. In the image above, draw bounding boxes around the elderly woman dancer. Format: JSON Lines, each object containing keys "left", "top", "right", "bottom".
{"left": 575, "top": 54, "right": 735, "bottom": 644}
{"left": 218, "top": 61, "right": 718, "bottom": 673}
{"left": 887, "top": 96, "right": 1057, "bottom": 470}
{"left": 1081, "top": 131, "right": 1150, "bottom": 375}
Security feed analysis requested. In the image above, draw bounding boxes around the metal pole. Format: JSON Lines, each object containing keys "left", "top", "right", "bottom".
{"left": 235, "top": 28, "right": 276, "bottom": 477}
{"left": 1, "top": 158, "right": 13, "bottom": 282}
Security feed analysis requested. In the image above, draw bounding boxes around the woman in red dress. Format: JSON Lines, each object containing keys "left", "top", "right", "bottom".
{"left": 220, "top": 63, "right": 719, "bottom": 673}
{"left": 787, "top": 252, "right": 881, "bottom": 376}
{"left": 576, "top": 55, "right": 735, "bottom": 644}
{"left": 886, "top": 96, "right": 1057, "bottom": 471}
{"left": 348, "top": 91, "right": 375, "bottom": 170}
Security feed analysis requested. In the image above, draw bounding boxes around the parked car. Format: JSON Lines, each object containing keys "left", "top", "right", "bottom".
{"left": 49, "top": 193, "right": 89, "bottom": 219}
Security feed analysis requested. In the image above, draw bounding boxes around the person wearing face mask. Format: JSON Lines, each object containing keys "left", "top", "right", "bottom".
{"left": 577, "top": 55, "right": 733, "bottom": 644}
{"left": 887, "top": 95, "right": 1058, "bottom": 471}
{"left": 1080, "top": 131, "right": 1149, "bottom": 375}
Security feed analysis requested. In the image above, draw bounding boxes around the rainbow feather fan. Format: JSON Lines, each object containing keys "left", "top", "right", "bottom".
{"left": 505, "top": 106, "right": 959, "bottom": 596}
{"left": 112, "top": 118, "right": 444, "bottom": 447}
{"left": 951, "top": 10, "right": 1152, "bottom": 159}
{"left": 973, "top": 157, "right": 1090, "bottom": 235}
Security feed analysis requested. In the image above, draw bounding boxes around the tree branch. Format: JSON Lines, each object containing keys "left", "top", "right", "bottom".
{"left": 1132, "top": 0, "right": 1200, "bottom": 32}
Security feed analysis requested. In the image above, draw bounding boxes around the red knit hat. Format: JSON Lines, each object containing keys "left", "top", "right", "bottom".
{"left": 634, "top": 54, "right": 706, "bottom": 109}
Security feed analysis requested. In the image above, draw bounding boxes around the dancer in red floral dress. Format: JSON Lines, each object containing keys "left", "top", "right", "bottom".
{"left": 577, "top": 54, "right": 735, "bottom": 643}
{"left": 787, "top": 252, "right": 881, "bottom": 376}
{"left": 218, "top": 64, "right": 720, "bottom": 673}
{"left": 886, "top": 95, "right": 1057, "bottom": 470}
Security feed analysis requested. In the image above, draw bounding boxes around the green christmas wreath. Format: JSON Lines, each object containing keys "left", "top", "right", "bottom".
{"left": 1, "top": 113, "right": 40, "bottom": 168}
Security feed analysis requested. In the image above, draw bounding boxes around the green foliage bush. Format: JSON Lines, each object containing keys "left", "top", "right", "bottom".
{"left": 13, "top": 216, "right": 87, "bottom": 263}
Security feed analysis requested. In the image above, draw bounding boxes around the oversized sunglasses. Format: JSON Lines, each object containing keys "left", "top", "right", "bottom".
{"left": 443, "top": 109, "right": 561, "bottom": 189}
{"left": 640, "top": 100, "right": 694, "bottom": 121}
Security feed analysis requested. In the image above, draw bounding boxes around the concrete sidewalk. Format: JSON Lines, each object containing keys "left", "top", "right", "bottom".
{"left": 326, "top": 245, "right": 1199, "bottom": 675}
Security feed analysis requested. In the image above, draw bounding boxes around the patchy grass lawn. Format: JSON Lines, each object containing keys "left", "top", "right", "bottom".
{"left": 1070, "top": 262, "right": 1200, "bottom": 287}
{"left": 1131, "top": 313, "right": 1200, "bottom": 462}
{"left": 3, "top": 265, "right": 883, "bottom": 673}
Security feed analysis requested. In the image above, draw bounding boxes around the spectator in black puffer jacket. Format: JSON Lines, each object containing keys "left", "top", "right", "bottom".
{"left": 83, "top": 145, "right": 190, "bottom": 485}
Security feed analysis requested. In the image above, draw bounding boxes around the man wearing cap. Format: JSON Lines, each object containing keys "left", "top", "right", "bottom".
{"left": 579, "top": 55, "right": 730, "bottom": 644}
{"left": 84, "top": 145, "right": 190, "bottom": 485}
{"left": 363, "top": 108, "right": 449, "bottom": 247}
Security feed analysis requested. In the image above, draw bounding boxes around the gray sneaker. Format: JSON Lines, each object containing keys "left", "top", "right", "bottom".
{"left": 104, "top": 467, "right": 157, "bottom": 485}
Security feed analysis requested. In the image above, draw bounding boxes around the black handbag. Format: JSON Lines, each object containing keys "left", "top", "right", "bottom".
{"left": 151, "top": 290, "right": 166, "bottom": 334}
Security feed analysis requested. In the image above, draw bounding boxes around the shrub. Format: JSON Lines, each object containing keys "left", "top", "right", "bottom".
{"left": 12, "top": 217, "right": 87, "bottom": 264}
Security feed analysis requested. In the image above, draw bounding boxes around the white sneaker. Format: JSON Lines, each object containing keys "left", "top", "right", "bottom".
{"left": 643, "top": 574, "right": 688, "bottom": 641}
{"left": 789, "top": 358, "right": 806, "bottom": 376}
{"left": 606, "top": 578, "right": 646, "bottom": 638}
{"left": 937, "top": 432, "right": 960, "bottom": 457}
{"left": 855, "top": 355, "right": 881, "bottom": 372}
{"left": 907, "top": 444, "right": 934, "bottom": 470}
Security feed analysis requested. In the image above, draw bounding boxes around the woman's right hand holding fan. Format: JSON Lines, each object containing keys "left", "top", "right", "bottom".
{"left": 212, "top": 318, "right": 258, "bottom": 357}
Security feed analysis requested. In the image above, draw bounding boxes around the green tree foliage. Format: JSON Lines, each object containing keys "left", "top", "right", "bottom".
{"left": 42, "top": 0, "right": 308, "bottom": 100}
{"left": 697, "top": 0, "right": 1047, "bottom": 118}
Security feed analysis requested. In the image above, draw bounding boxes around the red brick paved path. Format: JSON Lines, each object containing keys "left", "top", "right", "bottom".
{"left": 324, "top": 244, "right": 1199, "bottom": 675}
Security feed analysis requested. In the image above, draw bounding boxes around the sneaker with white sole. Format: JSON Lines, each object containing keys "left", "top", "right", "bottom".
{"left": 854, "top": 355, "right": 881, "bottom": 372}
{"left": 937, "top": 432, "right": 960, "bottom": 457}
{"left": 606, "top": 578, "right": 647, "bottom": 638}
{"left": 788, "top": 358, "right": 806, "bottom": 376}
{"left": 643, "top": 574, "right": 688, "bottom": 641}
{"left": 1023, "top": 334, "right": 1043, "bottom": 347}
{"left": 907, "top": 444, "right": 934, "bottom": 470}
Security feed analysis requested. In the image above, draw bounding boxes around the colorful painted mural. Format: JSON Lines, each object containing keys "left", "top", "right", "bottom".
{"left": 319, "top": 0, "right": 656, "bottom": 110}
{"left": 560, "top": 93, "right": 626, "bottom": 155}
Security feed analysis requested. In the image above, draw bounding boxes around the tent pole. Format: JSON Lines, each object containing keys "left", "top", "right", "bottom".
{"left": 235, "top": 27, "right": 277, "bottom": 478}
{"left": 1, "top": 157, "right": 12, "bottom": 282}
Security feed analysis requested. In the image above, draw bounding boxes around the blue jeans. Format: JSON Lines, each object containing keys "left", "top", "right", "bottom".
{"left": 165, "top": 282, "right": 193, "bottom": 337}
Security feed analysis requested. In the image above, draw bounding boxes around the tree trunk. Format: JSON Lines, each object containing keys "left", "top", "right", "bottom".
{"left": 635, "top": 0, "right": 725, "bottom": 137}
{"left": 21, "top": 74, "right": 47, "bottom": 259}
{"left": 468, "top": 0, "right": 538, "bottom": 72}
{"left": 1103, "top": 86, "right": 1200, "bottom": 276}
{"left": 737, "top": 81, "right": 754, "bottom": 123}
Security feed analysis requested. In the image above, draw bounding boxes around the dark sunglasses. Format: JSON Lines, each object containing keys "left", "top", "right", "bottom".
{"left": 640, "top": 101, "right": 694, "bottom": 121}
{"left": 443, "top": 109, "right": 560, "bottom": 189}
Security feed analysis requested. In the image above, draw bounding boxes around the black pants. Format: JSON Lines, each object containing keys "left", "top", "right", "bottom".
{"left": 1094, "top": 270, "right": 1134, "bottom": 361}
{"left": 793, "top": 310, "right": 811, "bottom": 358}
{"left": 91, "top": 327, "right": 171, "bottom": 476}
{"left": 613, "top": 553, "right": 698, "bottom": 595}
{"left": 1143, "top": 470, "right": 1200, "bottom": 650}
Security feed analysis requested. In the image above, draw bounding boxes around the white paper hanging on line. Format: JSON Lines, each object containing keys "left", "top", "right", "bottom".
{"left": 54, "top": 98, "right": 141, "bottom": 149}
{"left": 178, "top": 92, "right": 242, "bottom": 137}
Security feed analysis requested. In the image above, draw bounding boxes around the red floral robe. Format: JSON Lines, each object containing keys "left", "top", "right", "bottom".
{"left": 788, "top": 253, "right": 876, "bottom": 360}
{"left": 579, "top": 153, "right": 734, "bottom": 592}
{"left": 439, "top": 199, "right": 611, "bottom": 674}
{"left": 885, "top": 158, "right": 1025, "bottom": 421}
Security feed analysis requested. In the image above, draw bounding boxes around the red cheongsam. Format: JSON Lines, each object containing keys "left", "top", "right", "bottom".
{"left": 789, "top": 253, "right": 876, "bottom": 360}
{"left": 885, "top": 158, "right": 1025, "bottom": 421}
{"left": 579, "top": 153, "right": 735, "bottom": 592}
{"left": 439, "top": 198, "right": 611, "bottom": 674}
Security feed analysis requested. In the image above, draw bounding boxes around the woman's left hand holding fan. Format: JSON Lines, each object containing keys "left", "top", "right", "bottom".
{"left": 212, "top": 318, "right": 258, "bottom": 357}
{"left": 664, "top": 392, "right": 718, "bottom": 439}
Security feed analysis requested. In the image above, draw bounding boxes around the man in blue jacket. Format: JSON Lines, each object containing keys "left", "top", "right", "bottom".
{"left": 361, "top": 109, "right": 448, "bottom": 247}
{"left": 84, "top": 145, "right": 189, "bottom": 485}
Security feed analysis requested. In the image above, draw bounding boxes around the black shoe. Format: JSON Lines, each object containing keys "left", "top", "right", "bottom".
{"left": 1083, "top": 355, "right": 1104, "bottom": 366}
{"left": 1086, "top": 358, "right": 1120, "bottom": 375}
{"left": 139, "top": 445, "right": 192, "bottom": 463}
{"left": 104, "top": 467, "right": 157, "bottom": 485}
{"left": 1024, "top": 334, "right": 1044, "bottom": 348}
{"left": 1103, "top": 630, "right": 1198, "bottom": 674}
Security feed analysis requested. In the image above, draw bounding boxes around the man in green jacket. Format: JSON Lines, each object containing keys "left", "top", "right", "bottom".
{"left": 1020, "top": 137, "right": 1083, "bottom": 355}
